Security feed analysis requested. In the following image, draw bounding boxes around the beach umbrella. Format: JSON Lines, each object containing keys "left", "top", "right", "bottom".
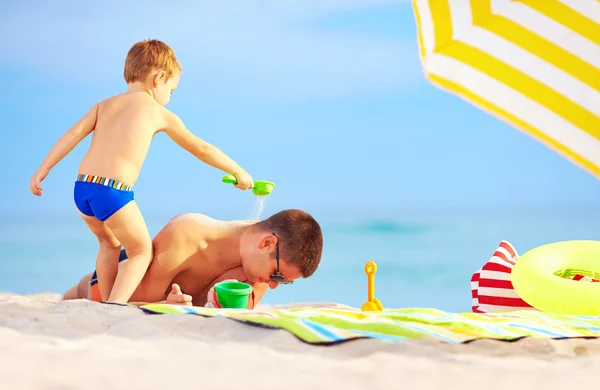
{"left": 412, "top": 0, "right": 600, "bottom": 178}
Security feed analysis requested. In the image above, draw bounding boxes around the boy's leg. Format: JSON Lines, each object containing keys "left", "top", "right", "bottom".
{"left": 78, "top": 211, "right": 121, "bottom": 301}
{"left": 103, "top": 200, "right": 152, "bottom": 303}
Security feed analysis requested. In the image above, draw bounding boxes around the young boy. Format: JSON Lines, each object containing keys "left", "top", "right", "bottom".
{"left": 29, "top": 39, "right": 254, "bottom": 304}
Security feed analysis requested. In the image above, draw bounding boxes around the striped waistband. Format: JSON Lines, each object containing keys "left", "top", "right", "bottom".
{"left": 76, "top": 174, "right": 132, "bottom": 191}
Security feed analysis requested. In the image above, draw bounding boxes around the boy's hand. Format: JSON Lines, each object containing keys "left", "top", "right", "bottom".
{"left": 233, "top": 170, "right": 254, "bottom": 191}
{"left": 30, "top": 168, "right": 49, "bottom": 196}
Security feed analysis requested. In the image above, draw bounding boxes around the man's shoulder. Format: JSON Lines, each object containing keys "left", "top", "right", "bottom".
{"left": 164, "top": 214, "right": 255, "bottom": 237}
{"left": 168, "top": 213, "right": 214, "bottom": 224}
{"left": 163, "top": 213, "right": 219, "bottom": 235}
{"left": 168, "top": 213, "right": 253, "bottom": 224}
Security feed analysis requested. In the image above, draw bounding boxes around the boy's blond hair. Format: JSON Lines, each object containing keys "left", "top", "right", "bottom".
{"left": 124, "top": 39, "right": 182, "bottom": 83}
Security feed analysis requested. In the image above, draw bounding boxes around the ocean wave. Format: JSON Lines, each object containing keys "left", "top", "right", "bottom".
{"left": 326, "top": 220, "right": 427, "bottom": 235}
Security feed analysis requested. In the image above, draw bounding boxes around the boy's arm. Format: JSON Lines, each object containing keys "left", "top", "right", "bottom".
{"left": 161, "top": 111, "right": 245, "bottom": 177}
{"left": 38, "top": 104, "right": 98, "bottom": 172}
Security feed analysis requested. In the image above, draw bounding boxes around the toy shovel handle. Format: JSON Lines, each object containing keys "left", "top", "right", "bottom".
{"left": 222, "top": 175, "right": 238, "bottom": 184}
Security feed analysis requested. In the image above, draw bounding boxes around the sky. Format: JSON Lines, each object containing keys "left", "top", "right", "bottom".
{"left": 1, "top": 0, "right": 599, "bottom": 223}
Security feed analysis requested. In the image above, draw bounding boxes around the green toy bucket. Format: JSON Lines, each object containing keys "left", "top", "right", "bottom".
{"left": 214, "top": 281, "right": 253, "bottom": 309}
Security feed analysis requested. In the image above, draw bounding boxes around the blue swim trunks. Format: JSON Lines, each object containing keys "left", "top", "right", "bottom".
{"left": 74, "top": 174, "right": 134, "bottom": 222}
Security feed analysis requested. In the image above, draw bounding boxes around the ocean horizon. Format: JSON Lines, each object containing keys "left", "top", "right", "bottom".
{"left": 1, "top": 206, "right": 599, "bottom": 313}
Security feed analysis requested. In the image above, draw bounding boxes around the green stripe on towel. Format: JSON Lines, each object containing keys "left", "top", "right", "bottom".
{"left": 140, "top": 304, "right": 600, "bottom": 344}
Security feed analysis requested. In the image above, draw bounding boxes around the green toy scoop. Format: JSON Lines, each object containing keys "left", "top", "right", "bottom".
{"left": 222, "top": 175, "right": 276, "bottom": 196}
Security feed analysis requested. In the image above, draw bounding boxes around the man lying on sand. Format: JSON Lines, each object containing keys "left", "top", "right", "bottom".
{"left": 63, "top": 209, "right": 323, "bottom": 308}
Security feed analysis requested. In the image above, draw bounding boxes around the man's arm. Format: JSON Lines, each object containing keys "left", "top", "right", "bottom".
{"left": 127, "top": 301, "right": 162, "bottom": 306}
{"left": 134, "top": 219, "right": 197, "bottom": 304}
{"left": 128, "top": 284, "right": 193, "bottom": 307}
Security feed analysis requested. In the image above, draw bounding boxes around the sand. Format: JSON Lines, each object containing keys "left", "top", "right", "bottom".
{"left": 1, "top": 293, "right": 599, "bottom": 390}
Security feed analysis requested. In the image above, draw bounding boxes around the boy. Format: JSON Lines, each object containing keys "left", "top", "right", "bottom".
{"left": 29, "top": 39, "right": 254, "bottom": 303}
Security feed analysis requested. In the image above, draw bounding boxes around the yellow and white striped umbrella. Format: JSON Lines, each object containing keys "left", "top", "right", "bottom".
{"left": 412, "top": 0, "right": 600, "bottom": 178}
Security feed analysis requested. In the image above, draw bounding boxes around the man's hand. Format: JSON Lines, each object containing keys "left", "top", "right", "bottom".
{"left": 30, "top": 168, "right": 49, "bottom": 196}
{"left": 166, "top": 283, "right": 193, "bottom": 306}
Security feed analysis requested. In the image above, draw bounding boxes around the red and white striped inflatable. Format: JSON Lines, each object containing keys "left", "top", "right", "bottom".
{"left": 471, "top": 241, "right": 600, "bottom": 313}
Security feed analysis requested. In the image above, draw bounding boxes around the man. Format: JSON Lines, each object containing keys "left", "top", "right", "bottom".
{"left": 63, "top": 209, "right": 323, "bottom": 308}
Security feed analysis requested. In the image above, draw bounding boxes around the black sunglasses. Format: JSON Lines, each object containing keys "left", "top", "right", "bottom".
{"left": 269, "top": 232, "right": 293, "bottom": 285}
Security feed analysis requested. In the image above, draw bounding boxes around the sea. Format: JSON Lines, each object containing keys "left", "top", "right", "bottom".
{"left": 1, "top": 207, "right": 599, "bottom": 313}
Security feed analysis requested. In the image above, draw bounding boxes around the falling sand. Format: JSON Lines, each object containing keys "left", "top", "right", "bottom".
{"left": 252, "top": 196, "right": 266, "bottom": 220}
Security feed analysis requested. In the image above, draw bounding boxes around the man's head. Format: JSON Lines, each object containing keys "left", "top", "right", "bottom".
{"left": 240, "top": 209, "right": 323, "bottom": 289}
{"left": 124, "top": 39, "right": 182, "bottom": 106}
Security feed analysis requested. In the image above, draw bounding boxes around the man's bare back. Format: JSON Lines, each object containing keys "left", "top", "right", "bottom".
{"left": 134, "top": 214, "right": 261, "bottom": 305}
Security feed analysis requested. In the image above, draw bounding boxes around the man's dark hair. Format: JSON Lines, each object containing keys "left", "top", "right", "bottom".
{"left": 254, "top": 209, "right": 323, "bottom": 277}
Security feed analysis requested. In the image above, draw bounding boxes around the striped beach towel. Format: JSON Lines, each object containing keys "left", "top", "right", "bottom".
{"left": 471, "top": 240, "right": 600, "bottom": 313}
{"left": 140, "top": 304, "right": 600, "bottom": 344}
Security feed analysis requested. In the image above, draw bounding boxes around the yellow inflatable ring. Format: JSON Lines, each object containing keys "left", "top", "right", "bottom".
{"left": 511, "top": 240, "right": 600, "bottom": 316}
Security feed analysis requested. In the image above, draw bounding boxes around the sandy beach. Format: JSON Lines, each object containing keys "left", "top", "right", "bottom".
{"left": 0, "top": 293, "right": 599, "bottom": 389}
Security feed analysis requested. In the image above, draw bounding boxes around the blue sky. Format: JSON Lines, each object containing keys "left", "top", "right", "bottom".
{"left": 1, "top": 0, "right": 599, "bottom": 222}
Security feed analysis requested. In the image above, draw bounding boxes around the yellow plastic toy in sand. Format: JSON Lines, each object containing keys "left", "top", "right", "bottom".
{"left": 511, "top": 240, "right": 600, "bottom": 316}
{"left": 361, "top": 261, "right": 383, "bottom": 311}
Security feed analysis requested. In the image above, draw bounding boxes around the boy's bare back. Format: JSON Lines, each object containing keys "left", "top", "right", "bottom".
{"left": 80, "top": 92, "right": 171, "bottom": 187}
